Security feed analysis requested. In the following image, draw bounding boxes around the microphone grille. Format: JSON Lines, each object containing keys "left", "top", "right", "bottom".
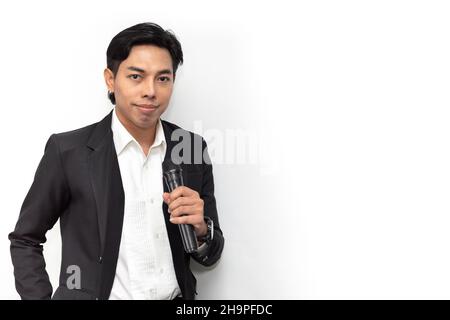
{"left": 162, "top": 162, "right": 183, "bottom": 174}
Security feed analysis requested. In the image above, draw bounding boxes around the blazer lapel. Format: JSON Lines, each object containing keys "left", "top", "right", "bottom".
{"left": 87, "top": 110, "right": 125, "bottom": 299}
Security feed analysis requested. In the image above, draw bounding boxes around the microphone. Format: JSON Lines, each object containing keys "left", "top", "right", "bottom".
{"left": 163, "top": 164, "right": 198, "bottom": 253}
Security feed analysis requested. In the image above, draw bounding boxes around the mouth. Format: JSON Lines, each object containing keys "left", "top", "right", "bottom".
{"left": 135, "top": 103, "right": 159, "bottom": 109}
{"left": 134, "top": 103, "right": 159, "bottom": 114}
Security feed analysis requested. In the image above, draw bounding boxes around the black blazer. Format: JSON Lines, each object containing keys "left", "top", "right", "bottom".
{"left": 9, "top": 110, "right": 224, "bottom": 300}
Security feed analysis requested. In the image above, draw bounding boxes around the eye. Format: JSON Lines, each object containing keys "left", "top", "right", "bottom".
{"left": 128, "top": 74, "right": 142, "bottom": 80}
{"left": 158, "top": 76, "right": 171, "bottom": 82}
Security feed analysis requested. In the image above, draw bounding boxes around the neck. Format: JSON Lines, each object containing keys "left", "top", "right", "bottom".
{"left": 115, "top": 109, "right": 157, "bottom": 156}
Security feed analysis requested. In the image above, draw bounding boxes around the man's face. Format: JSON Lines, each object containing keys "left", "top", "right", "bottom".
{"left": 104, "top": 44, "right": 174, "bottom": 130}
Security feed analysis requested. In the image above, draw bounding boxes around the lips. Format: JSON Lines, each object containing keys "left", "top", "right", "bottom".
{"left": 135, "top": 104, "right": 159, "bottom": 109}
{"left": 135, "top": 104, "right": 159, "bottom": 115}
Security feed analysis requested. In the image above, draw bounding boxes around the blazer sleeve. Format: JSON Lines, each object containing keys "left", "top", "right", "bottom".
{"left": 8, "top": 134, "right": 70, "bottom": 299}
{"left": 191, "top": 139, "right": 224, "bottom": 266}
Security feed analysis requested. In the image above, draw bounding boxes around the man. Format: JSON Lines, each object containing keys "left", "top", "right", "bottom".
{"left": 9, "top": 22, "right": 224, "bottom": 300}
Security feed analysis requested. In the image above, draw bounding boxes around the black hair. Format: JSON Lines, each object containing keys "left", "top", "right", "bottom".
{"left": 106, "top": 22, "right": 184, "bottom": 104}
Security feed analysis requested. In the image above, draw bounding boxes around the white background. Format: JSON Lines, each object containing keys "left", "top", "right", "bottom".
{"left": 1, "top": 0, "right": 450, "bottom": 299}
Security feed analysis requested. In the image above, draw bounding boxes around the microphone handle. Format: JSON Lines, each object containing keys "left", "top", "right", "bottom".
{"left": 164, "top": 171, "right": 198, "bottom": 253}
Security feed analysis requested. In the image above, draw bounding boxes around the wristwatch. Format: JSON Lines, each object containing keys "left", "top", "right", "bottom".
{"left": 197, "top": 216, "right": 214, "bottom": 244}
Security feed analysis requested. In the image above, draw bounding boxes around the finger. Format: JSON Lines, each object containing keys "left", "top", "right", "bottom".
{"left": 168, "top": 196, "right": 198, "bottom": 213}
{"left": 170, "top": 202, "right": 203, "bottom": 218}
{"left": 170, "top": 205, "right": 196, "bottom": 218}
{"left": 170, "top": 211, "right": 203, "bottom": 225}
{"left": 172, "top": 199, "right": 204, "bottom": 217}
{"left": 170, "top": 215, "right": 191, "bottom": 224}
{"left": 163, "top": 192, "right": 171, "bottom": 204}
{"left": 169, "top": 186, "right": 199, "bottom": 202}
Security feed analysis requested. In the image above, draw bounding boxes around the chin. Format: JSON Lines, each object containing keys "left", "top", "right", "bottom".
{"left": 134, "top": 118, "right": 158, "bottom": 129}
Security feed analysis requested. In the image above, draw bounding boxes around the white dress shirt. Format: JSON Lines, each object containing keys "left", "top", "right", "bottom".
{"left": 109, "top": 108, "right": 181, "bottom": 300}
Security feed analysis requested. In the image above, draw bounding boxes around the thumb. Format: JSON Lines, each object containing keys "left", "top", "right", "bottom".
{"left": 163, "top": 192, "right": 170, "bottom": 204}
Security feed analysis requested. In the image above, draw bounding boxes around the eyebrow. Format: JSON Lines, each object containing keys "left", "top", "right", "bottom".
{"left": 127, "top": 66, "right": 173, "bottom": 76}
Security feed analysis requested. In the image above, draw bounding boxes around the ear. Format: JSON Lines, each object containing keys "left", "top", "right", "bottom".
{"left": 104, "top": 68, "right": 115, "bottom": 92}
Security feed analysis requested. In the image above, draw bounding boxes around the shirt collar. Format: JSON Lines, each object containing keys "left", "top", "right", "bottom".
{"left": 111, "top": 107, "right": 166, "bottom": 156}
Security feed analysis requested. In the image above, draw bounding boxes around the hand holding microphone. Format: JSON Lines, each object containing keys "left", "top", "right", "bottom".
{"left": 163, "top": 165, "right": 207, "bottom": 253}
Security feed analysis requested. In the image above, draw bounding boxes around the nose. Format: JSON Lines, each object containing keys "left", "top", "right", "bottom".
{"left": 142, "top": 79, "right": 156, "bottom": 99}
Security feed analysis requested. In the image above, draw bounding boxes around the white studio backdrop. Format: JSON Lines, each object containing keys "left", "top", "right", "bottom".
{"left": 1, "top": 0, "right": 450, "bottom": 299}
